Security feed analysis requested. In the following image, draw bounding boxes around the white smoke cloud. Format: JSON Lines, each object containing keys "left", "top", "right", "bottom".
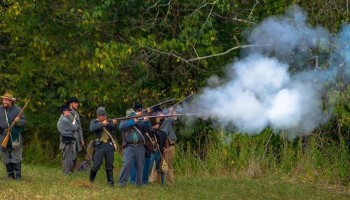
{"left": 193, "top": 55, "right": 325, "bottom": 136}
{"left": 188, "top": 5, "right": 338, "bottom": 137}
{"left": 246, "top": 5, "right": 330, "bottom": 63}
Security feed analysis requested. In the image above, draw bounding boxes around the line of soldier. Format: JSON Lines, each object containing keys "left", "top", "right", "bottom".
{"left": 56, "top": 97, "right": 177, "bottom": 187}
{"left": 0, "top": 92, "right": 177, "bottom": 187}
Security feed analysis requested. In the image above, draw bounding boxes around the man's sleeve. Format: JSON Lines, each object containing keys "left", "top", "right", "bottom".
{"left": 90, "top": 119, "right": 104, "bottom": 132}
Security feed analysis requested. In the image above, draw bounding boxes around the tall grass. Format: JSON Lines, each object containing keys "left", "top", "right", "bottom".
{"left": 1, "top": 164, "right": 350, "bottom": 200}
{"left": 22, "top": 121, "right": 350, "bottom": 187}
{"left": 174, "top": 128, "right": 350, "bottom": 186}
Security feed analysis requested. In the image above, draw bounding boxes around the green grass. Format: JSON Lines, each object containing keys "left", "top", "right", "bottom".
{"left": 0, "top": 164, "right": 349, "bottom": 200}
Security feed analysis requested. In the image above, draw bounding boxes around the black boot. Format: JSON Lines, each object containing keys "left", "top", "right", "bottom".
{"left": 6, "top": 163, "right": 14, "bottom": 179}
{"left": 106, "top": 170, "right": 114, "bottom": 186}
{"left": 13, "top": 162, "right": 21, "bottom": 180}
{"left": 89, "top": 170, "right": 97, "bottom": 183}
{"left": 72, "top": 158, "right": 77, "bottom": 173}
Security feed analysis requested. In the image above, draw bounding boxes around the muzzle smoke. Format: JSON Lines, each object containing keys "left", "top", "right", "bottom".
{"left": 188, "top": 5, "right": 349, "bottom": 137}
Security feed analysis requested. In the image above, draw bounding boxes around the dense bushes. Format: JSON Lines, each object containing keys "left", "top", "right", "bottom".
{"left": 174, "top": 124, "right": 350, "bottom": 184}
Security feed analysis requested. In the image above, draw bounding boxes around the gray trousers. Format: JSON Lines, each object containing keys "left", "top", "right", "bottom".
{"left": 118, "top": 144, "right": 145, "bottom": 187}
{"left": 0, "top": 134, "right": 23, "bottom": 164}
{"left": 61, "top": 142, "right": 76, "bottom": 174}
{"left": 1, "top": 147, "right": 22, "bottom": 164}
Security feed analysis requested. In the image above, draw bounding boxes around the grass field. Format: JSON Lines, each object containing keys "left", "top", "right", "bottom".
{"left": 0, "top": 164, "right": 350, "bottom": 200}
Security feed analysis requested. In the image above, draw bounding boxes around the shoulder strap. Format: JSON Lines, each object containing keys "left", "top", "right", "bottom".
{"left": 133, "top": 126, "right": 145, "bottom": 144}
{"left": 4, "top": 109, "right": 14, "bottom": 142}
{"left": 4, "top": 109, "right": 9, "bottom": 126}
{"left": 103, "top": 127, "right": 117, "bottom": 151}
{"left": 145, "top": 132, "right": 156, "bottom": 146}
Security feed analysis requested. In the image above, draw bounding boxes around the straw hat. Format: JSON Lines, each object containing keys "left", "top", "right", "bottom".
{"left": 0, "top": 92, "right": 16, "bottom": 101}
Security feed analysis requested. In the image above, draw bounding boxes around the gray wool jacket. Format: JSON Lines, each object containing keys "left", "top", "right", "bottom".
{"left": 0, "top": 105, "right": 26, "bottom": 143}
{"left": 57, "top": 114, "right": 79, "bottom": 138}
{"left": 160, "top": 118, "right": 177, "bottom": 141}
{"left": 0, "top": 105, "right": 26, "bottom": 136}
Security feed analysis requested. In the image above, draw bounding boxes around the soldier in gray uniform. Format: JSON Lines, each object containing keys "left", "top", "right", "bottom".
{"left": 67, "top": 97, "right": 85, "bottom": 166}
{"left": 0, "top": 92, "right": 26, "bottom": 179}
{"left": 57, "top": 104, "right": 79, "bottom": 175}
{"left": 89, "top": 107, "right": 119, "bottom": 186}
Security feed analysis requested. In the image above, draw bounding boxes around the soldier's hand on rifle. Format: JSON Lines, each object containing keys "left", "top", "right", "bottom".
{"left": 102, "top": 120, "right": 109, "bottom": 126}
{"left": 169, "top": 107, "right": 177, "bottom": 120}
{"left": 169, "top": 107, "right": 176, "bottom": 114}
{"left": 134, "top": 117, "right": 139, "bottom": 123}
{"left": 143, "top": 116, "right": 149, "bottom": 121}
{"left": 112, "top": 119, "right": 118, "bottom": 124}
{"left": 81, "top": 140, "right": 85, "bottom": 147}
{"left": 14, "top": 116, "right": 20, "bottom": 123}
{"left": 146, "top": 107, "right": 152, "bottom": 113}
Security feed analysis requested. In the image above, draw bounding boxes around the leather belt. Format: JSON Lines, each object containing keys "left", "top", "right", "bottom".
{"left": 101, "top": 139, "right": 110, "bottom": 144}
{"left": 127, "top": 141, "right": 144, "bottom": 145}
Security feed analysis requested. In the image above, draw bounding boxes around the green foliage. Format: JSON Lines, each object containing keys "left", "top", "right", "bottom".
{"left": 1, "top": 0, "right": 350, "bottom": 186}
{"left": 174, "top": 128, "right": 350, "bottom": 184}
{"left": 24, "top": 132, "right": 53, "bottom": 165}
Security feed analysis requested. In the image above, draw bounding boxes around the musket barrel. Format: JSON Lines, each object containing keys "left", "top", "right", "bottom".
{"left": 142, "top": 98, "right": 175, "bottom": 113}
{"left": 111, "top": 113, "right": 196, "bottom": 121}
{"left": 171, "top": 93, "right": 194, "bottom": 108}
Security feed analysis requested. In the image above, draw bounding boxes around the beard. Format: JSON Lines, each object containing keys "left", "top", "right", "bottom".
{"left": 2, "top": 100, "right": 13, "bottom": 109}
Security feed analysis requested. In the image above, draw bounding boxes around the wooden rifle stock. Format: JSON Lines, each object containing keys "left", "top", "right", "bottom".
{"left": 1, "top": 94, "right": 33, "bottom": 148}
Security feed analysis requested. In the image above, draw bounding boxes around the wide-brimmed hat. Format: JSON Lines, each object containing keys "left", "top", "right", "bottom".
{"left": 0, "top": 92, "right": 16, "bottom": 101}
{"left": 67, "top": 96, "right": 79, "bottom": 104}
{"left": 60, "top": 104, "right": 72, "bottom": 113}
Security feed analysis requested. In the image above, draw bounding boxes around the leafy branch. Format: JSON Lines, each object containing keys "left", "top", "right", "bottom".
{"left": 143, "top": 44, "right": 262, "bottom": 63}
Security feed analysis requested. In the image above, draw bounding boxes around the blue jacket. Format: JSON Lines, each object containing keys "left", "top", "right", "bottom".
{"left": 119, "top": 119, "right": 151, "bottom": 144}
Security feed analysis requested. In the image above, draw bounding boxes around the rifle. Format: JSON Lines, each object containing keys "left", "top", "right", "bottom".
{"left": 112, "top": 113, "right": 196, "bottom": 121}
{"left": 171, "top": 93, "right": 194, "bottom": 108}
{"left": 1, "top": 94, "right": 33, "bottom": 148}
{"left": 142, "top": 98, "right": 175, "bottom": 113}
